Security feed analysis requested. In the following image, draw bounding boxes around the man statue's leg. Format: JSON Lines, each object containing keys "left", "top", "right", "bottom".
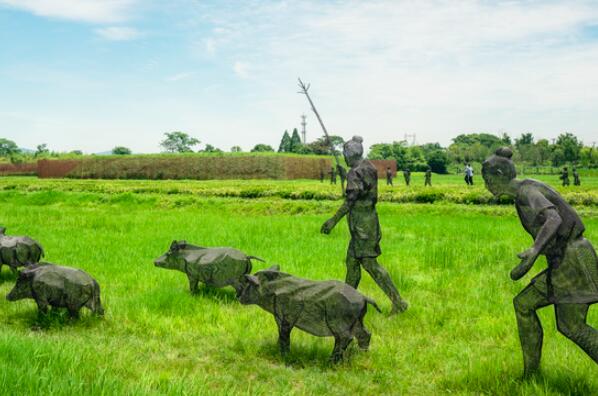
{"left": 345, "top": 254, "right": 362, "bottom": 289}
{"left": 361, "top": 258, "right": 408, "bottom": 314}
{"left": 556, "top": 303, "right": 598, "bottom": 364}
{"left": 513, "top": 284, "right": 551, "bottom": 376}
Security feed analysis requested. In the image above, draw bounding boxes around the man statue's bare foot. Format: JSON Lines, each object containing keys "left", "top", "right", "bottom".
{"left": 390, "top": 300, "right": 409, "bottom": 315}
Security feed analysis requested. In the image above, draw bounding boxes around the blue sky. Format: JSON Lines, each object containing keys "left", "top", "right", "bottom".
{"left": 1, "top": 0, "right": 597, "bottom": 153}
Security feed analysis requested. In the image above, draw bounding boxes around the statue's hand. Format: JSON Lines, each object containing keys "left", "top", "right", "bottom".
{"left": 511, "top": 248, "right": 539, "bottom": 281}
{"left": 321, "top": 218, "right": 336, "bottom": 234}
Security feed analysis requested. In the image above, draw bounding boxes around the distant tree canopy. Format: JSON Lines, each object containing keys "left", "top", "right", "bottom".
{"left": 251, "top": 144, "right": 274, "bottom": 152}
{"left": 160, "top": 131, "right": 200, "bottom": 153}
{"left": 202, "top": 144, "right": 222, "bottom": 153}
{"left": 306, "top": 135, "right": 344, "bottom": 155}
{"left": 278, "top": 130, "right": 292, "bottom": 153}
{"left": 35, "top": 144, "right": 49, "bottom": 157}
{"left": 289, "top": 128, "right": 302, "bottom": 152}
{"left": 368, "top": 141, "right": 449, "bottom": 173}
{"left": 230, "top": 146, "right": 242, "bottom": 153}
{"left": 112, "top": 146, "right": 132, "bottom": 155}
{"left": 448, "top": 133, "right": 511, "bottom": 163}
{"left": 555, "top": 132, "right": 583, "bottom": 163}
{"left": 0, "top": 138, "right": 19, "bottom": 157}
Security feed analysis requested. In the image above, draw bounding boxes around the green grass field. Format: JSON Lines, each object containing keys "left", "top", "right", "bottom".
{"left": 0, "top": 176, "right": 597, "bottom": 395}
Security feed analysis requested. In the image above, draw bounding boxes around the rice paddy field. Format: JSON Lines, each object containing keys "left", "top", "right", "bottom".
{"left": 0, "top": 174, "right": 597, "bottom": 395}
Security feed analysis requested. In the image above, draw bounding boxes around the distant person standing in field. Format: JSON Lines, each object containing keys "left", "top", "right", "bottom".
{"left": 321, "top": 136, "right": 408, "bottom": 315}
{"left": 386, "top": 167, "right": 393, "bottom": 186}
{"left": 560, "top": 167, "right": 570, "bottom": 186}
{"left": 573, "top": 168, "right": 581, "bottom": 186}
{"left": 425, "top": 167, "right": 432, "bottom": 186}
{"left": 482, "top": 147, "right": 598, "bottom": 377}
{"left": 465, "top": 164, "right": 474, "bottom": 185}
{"left": 329, "top": 166, "right": 337, "bottom": 185}
{"left": 403, "top": 168, "right": 411, "bottom": 186}
{"left": 319, "top": 168, "right": 325, "bottom": 183}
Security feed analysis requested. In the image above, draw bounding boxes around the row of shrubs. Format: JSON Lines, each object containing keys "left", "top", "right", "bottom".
{"left": 37, "top": 156, "right": 333, "bottom": 180}
{"left": 2, "top": 178, "right": 597, "bottom": 206}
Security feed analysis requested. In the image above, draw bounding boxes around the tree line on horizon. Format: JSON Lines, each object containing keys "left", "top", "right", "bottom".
{"left": 1, "top": 130, "right": 596, "bottom": 173}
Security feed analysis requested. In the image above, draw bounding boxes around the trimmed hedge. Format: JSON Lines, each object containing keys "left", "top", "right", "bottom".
{"left": 38, "top": 156, "right": 332, "bottom": 180}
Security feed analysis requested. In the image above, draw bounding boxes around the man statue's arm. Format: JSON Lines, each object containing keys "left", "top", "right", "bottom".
{"left": 511, "top": 207, "right": 562, "bottom": 280}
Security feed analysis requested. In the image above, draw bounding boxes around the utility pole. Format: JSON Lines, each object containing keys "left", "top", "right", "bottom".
{"left": 301, "top": 114, "right": 307, "bottom": 144}
{"left": 404, "top": 133, "right": 416, "bottom": 146}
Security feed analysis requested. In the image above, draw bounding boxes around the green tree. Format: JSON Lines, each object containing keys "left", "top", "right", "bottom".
{"left": 515, "top": 133, "right": 534, "bottom": 148}
{"left": 580, "top": 145, "right": 598, "bottom": 168}
{"left": 555, "top": 132, "right": 582, "bottom": 163}
{"left": 35, "top": 144, "right": 49, "bottom": 157}
{"left": 515, "top": 133, "right": 534, "bottom": 162}
{"left": 551, "top": 147, "right": 565, "bottom": 166}
{"left": 160, "top": 131, "right": 200, "bottom": 153}
{"left": 533, "top": 139, "right": 551, "bottom": 165}
{"left": 306, "top": 135, "right": 344, "bottom": 155}
{"left": 202, "top": 144, "right": 222, "bottom": 153}
{"left": 425, "top": 149, "right": 449, "bottom": 174}
{"left": 449, "top": 133, "right": 504, "bottom": 163}
{"left": 230, "top": 146, "right": 242, "bottom": 152}
{"left": 289, "top": 128, "right": 302, "bottom": 153}
{"left": 368, "top": 141, "right": 409, "bottom": 169}
{"left": 251, "top": 144, "right": 274, "bottom": 152}
{"left": 405, "top": 146, "right": 427, "bottom": 170}
{"left": 0, "top": 138, "right": 19, "bottom": 157}
{"left": 112, "top": 146, "right": 132, "bottom": 155}
{"left": 278, "top": 130, "right": 291, "bottom": 152}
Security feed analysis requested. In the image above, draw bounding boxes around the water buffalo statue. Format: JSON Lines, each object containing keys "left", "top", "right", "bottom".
{"left": 6, "top": 263, "right": 104, "bottom": 318}
{"left": 154, "top": 241, "right": 263, "bottom": 294}
{"left": 237, "top": 265, "right": 381, "bottom": 362}
{"left": 0, "top": 227, "right": 44, "bottom": 275}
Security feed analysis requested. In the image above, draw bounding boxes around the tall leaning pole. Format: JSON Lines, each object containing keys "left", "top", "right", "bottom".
{"left": 297, "top": 78, "right": 345, "bottom": 195}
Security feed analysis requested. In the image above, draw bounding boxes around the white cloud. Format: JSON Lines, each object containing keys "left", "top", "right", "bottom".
{"left": 204, "top": 38, "right": 216, "bottom": 55}
{"left": 191, "top": 0, "right": 598, "bottom": 146}
{"left": 0, "top": 0, "right": 137, "bottom": 23}
{"left": 165, "top": 72, "right": 196, "bottom": 82}
{"left": 95, "top": 26, "right": 141, "bottom": 41}
{"left": 233, "top": 61, "right": 250, "bottom": 79}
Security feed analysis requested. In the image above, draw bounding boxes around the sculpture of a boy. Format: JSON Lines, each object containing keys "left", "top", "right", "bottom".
{"left": 482, "top": 147, "right": 598, "bottom": 376}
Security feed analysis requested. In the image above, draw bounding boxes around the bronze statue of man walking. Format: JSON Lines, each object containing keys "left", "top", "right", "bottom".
{"left": 482, "top": 147, "right": 598, "bottom": 377}
{"left": 321, "top": 136, "right": 408, "bottom": 315}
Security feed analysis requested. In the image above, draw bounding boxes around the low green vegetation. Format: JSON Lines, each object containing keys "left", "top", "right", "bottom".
{"left": 0, "top": 177, "right": 597, "bottom": 394}
{"left": 2, "top": 174, "right": 598, "bottom": 206}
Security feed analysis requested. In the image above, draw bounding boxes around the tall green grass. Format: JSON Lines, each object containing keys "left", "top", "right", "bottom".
{"left": 0, "top": 183, "right": 596, "bottom": 394}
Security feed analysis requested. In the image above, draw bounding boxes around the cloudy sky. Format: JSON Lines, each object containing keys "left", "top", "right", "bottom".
{"left": 1, "top": 0, "right": 597, "bottom": 153}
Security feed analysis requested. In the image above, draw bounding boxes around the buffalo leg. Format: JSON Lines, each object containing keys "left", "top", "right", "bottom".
{"left": 276, "top": 319, "right": 292, "bottom": 356}
{"left": 67, "top": 306, "right": 80, "bottom": 319}
{"left": 35, "top": 299, "right": 49, "bottom": 316}
{"left": 188, "top": 275, "right": 199, "bottom": 294}
{"left": 331, "top": 335, "right": 353, "bottom": 363}
{"left": 354, "top": 318, "right": 371, "bottom": 350}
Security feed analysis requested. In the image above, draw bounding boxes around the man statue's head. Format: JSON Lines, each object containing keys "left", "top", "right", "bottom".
{"left": 343, "top": 136, "right": 363, "bottom": 167}
{"left": 482, "top": 147, "right": 517, "bottom": 197}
